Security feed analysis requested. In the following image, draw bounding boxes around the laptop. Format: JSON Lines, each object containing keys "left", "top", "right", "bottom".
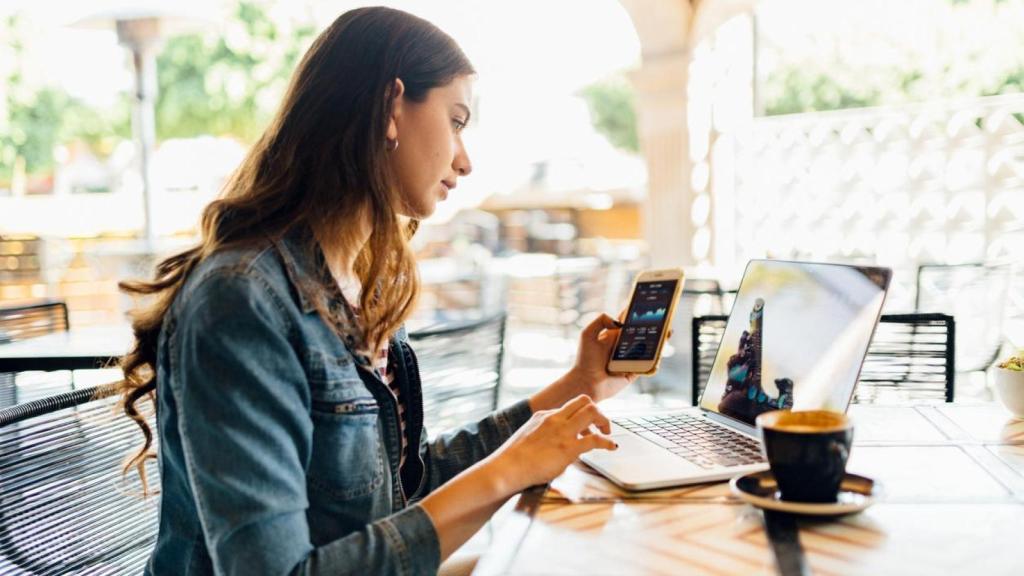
{"left": 580, "top": 259, "right": 892, "bottom": 491}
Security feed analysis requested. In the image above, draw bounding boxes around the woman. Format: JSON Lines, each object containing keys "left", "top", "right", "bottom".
{"left": 117, "top": 7, "right": 636, "bottom": 575}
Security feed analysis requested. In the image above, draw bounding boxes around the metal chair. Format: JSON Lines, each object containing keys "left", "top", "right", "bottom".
{"left": 0, "top": 300, "right": 72, "bottom": 409}
{"left": 691, "top": 313, "right": 956, "bottom": 406}
{"left": 0, "top": 384, "right": 159, "bottom": 574}
{"left": 646, "top": 279, "right": 727, "bottom": 396}
{"left": 691, "top": 314, "right": 729, "bottom": 406}
{"left": 409, "top": 313, "right": 507, "bottom": 437}
{"left": 0, "top": 313, "right": 508, "bottom": 572}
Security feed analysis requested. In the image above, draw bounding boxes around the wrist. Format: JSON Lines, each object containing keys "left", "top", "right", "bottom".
{"left": 557, "top": 367, "right": 593, "bottom": 403}
{"left": 563, "top": 367, "right": 589, "bottom": 394}
{"left": 480, "top": 453, "right": 519, "bottom": 497}
{"left": 529, "top": 369, "right": 588, "bottom": 412}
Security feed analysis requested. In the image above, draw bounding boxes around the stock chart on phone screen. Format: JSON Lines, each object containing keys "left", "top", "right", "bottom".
{"left": 613, "top": 280, "right": 678, "bottom": 361}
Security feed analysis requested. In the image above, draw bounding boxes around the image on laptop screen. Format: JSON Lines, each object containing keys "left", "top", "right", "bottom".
{"left": 699, "top": 260, "right": 891, "bottom": 426}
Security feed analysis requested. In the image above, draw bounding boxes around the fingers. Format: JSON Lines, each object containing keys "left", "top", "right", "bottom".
{"left": 557, "top": 395, "right": 611, "bottom": 435}
{"left": 558, "top": 394, "right": 593, "bottom": 419}
{"left": 577, "top": 432, "right": 618, "bottom": 454}
{"left": 568, "top": 402, "right": 612, "bottom": 436}
{"left": 581, "top": 313, "right": 621, "bottom": 340}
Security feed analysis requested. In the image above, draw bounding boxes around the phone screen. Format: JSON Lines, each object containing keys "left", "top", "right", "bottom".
{"left": 612, "top": 279, "right": 679, "bottom": 361}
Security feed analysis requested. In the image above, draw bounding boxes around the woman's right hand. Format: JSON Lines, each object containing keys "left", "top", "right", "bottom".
{"left": 421, "top": 395, "right": 618, "bottom": 560}
{"left": 488, "top": 395, "right": 618, "bottom": 494}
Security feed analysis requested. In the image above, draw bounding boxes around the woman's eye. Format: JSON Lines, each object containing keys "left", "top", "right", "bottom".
{"left": 452, "top": 118, "right": 467, "bottom": 132}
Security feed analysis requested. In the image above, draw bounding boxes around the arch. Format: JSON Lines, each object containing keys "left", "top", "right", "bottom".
{"left": 617, "top": 0, "right": 696, "bottom": 268}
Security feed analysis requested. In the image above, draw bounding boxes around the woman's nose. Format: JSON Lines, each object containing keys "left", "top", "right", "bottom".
{"left": 454, "top": 145, "right": 472, "bottom": 177}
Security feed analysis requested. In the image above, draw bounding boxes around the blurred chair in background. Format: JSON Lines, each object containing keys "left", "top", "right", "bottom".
{"left": 0, "top": 300, "right": 72, "bottom": 408}
{"left": 691, "top": 313, "right": 956, "bottom": 406}
{"left": 504, "top": 256, "right": 605, "bottom": 339}
{"left": 642, "top": 279, "right": 727, "bottom": 399}
{"left": 0, "top": 300, "right": 69, "bottom": 341}
{"left": 409, "top": 313, "right": 507, "bottom": 437}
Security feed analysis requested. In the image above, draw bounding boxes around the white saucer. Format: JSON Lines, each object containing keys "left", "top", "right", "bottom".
{"left": 730, "top": 470, "right": 880, "bottom": 516}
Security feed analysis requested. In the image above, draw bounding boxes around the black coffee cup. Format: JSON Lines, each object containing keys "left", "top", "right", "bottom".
{"left": 756, "top": 410, "right": 853, "bottom": 503}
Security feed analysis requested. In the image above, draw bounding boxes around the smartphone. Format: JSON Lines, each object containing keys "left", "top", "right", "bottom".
{"left": 607, "top": 268, "right": 685, "bottom": 375}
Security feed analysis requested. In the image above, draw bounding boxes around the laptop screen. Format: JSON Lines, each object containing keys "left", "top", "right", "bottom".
{"left": 698, "top": 260, "right": 891, "bottom": 427}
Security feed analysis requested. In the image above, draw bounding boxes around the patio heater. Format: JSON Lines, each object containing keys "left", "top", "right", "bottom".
{"left": 73, "top": 6, "right": 212, "bottom": 253}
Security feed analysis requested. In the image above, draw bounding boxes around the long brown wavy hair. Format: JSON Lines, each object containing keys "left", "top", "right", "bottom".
{"left": 115, "top": 7, "right": 475, "bottom": 494}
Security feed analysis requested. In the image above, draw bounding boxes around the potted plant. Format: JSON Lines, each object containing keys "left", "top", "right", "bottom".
{"left": 995, "top": 352, "right": 1024, "bottom": 419}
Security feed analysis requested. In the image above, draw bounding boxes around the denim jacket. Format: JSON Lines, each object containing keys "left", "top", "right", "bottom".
{"left": 145, "top": 232, "right": 533, "bottom": 576}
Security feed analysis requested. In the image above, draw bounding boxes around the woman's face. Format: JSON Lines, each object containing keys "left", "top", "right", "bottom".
{"left": 387, "top": 75, "right": 474, "bottom": 219}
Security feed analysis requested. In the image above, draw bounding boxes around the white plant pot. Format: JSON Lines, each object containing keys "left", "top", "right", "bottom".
{"left": 994, "top": 368, "right": 1024, "bottom": 419}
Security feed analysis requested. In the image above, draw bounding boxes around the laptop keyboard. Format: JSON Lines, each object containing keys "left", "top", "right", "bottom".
{"left": 614, "top": 414, "right": 766, "bottom": 470}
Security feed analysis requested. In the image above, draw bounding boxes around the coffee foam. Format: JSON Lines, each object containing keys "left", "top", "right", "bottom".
{"left": 768, "top": 424, "right": 841, "bottom": 433}
{"left": 758, "top": 410, "right": 850, "bottom": 433}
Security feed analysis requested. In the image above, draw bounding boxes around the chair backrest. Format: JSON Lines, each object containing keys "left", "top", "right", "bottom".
{"left": 663, "top": 280, "right": 726, "bottom": 398}
{"left": 0, "top": 300, "right": 69, "bottom": 343}
{"left": 505, "top": 256, "right": 606, "bottom": 338}
{"left": 855, "top": 313, "right": 956, "bottom": 403}
{"left": 409, "top": 313, "right": 507, "bottom": 437}
{"left": 0, "top": 385, "right": 159, "bottom": 574}
{"left": 691, "top": 313, "right": 956, "bottom": 406}
{"left": 691, "top": 315, "right": 729, "bottom": 406}
{"left": 915, "top": 263, "right": 1011, "bottom": 372}
{"left": 0, "top": 300, "right": 72, "bottom": 410}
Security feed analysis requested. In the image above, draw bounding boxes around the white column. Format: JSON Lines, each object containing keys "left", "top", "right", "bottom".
{"left": 630, "top": 53, "right": 695, "bottom": 269}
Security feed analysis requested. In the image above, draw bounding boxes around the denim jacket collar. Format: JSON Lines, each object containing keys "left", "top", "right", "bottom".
{"left": 272, "top": 228, "right": 408, "bottom": 349}
{"left": 273, "top": 228, "right": 332, "bottom": 316}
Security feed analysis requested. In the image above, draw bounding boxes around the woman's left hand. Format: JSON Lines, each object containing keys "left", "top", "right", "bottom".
{"left": 528, "top": 312, "right": 673, "bottom": 412}
{"left": 568, "top": 313, "right": 637, "bottom": 402}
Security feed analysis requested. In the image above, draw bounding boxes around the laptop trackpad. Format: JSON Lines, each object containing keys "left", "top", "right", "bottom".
{"left": 582, "top": 433, "right": 704, "bottom": 487}
{"left": 607, "top": 432, "right": 671, "bottom": 454}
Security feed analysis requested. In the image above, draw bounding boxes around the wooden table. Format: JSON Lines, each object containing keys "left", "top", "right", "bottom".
{"left": 0, "top": 325, "right": 133, "bottom": 372}
{"left": 475, "top": 404, "right": 1024, "bottom": 575}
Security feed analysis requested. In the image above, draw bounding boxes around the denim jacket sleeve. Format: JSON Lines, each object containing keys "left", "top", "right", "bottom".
{"left": 415, "top": 398, "right": 533, "bottom": 496}
{"left": 169, "top": 270, "right": 440, "bottom": 576}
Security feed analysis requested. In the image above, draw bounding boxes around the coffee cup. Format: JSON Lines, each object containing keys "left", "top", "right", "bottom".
{"left": 756, "top": 410, "right": 853, "bottom": 503}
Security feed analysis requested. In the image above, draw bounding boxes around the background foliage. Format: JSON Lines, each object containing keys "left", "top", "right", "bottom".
{"left": 155, "top": 1, "right": 315, "bottom": 142}
{"left": 0, "top": 1, "right": 313, "bottom": 186}
{"left": 582, "top": 0, "right": 1024, "bottom": 153}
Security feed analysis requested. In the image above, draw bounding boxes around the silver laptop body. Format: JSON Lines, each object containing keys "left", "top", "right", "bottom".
{"left": 580, "top": 260, "right": 892, "bottom": 491}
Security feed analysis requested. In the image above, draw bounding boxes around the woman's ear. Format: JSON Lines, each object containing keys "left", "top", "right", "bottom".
{"left": 386, "top": 78, "right": 406, "bottom": 141}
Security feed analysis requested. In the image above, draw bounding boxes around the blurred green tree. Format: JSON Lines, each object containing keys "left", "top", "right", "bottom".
{"left": 155, "top": 0, "right": 316, "bottom": 143}
{"left": 0, "top": 1, "right": 314, "bottom": 189}
{"left": 579, "top": 76, "right": 640, "bottom": 154}
{"left": 0, "top": 14, "right": 67, "bottom": 184}
{"left": 759, "top": 0, "right": 1024, "bottom": 116}
{"left": 579, "top": 0, "right": 1024, "bottom": 136}
{"left": 763, "top": 68, "right": 882, "bottom": 116}
{"left": 0, "top": 14, "right": 131, "bottom": 188}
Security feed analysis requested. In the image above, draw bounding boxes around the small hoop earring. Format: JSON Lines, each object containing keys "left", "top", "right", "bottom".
{"left": 386, "top": 138, "right": 399, "bottom": 152}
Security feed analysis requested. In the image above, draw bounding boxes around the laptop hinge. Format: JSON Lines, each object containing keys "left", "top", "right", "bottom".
{"left": 703, "top": 410, "right": 760, "bottom": 439}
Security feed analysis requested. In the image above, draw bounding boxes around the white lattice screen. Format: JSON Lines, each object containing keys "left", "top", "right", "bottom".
{"left": 719, "top": 95, "right": 1024, "bottom": 322}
